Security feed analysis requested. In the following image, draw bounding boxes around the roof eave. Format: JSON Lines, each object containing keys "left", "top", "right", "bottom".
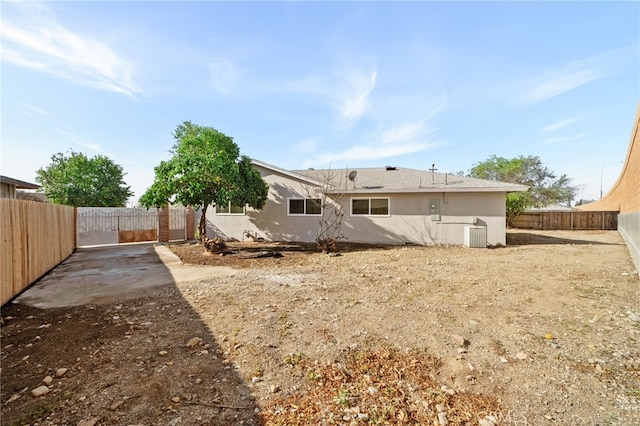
{"left": 326, "top": 185, "right": 529, "bottom": 194}
{"left": 250, "top": 159, "right": 324, "bottom": 187}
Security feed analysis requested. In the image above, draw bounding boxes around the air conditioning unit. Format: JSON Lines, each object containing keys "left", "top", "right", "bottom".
{"left": 464, "top": 226, "right": 487, "bottom": 248}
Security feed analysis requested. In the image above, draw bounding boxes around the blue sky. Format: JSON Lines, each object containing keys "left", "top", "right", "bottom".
{"left": 1, "top": 0, "right": 638, "bottom": 205}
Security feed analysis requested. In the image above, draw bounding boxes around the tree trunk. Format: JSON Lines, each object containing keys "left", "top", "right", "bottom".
{"left": 198, "top": 204, "right": 208, "bottom": 243}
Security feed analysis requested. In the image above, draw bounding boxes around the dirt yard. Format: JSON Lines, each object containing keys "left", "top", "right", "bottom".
{"left": 2, "top": 230, "right": 639, "bottom": 425}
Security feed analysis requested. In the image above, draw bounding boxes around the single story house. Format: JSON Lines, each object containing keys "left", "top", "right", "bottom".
{"left": 0, "top": 175, "right": 39, "bottom": 199}
{"left": 204, "top": 160, "right": 528, "bottom": 247}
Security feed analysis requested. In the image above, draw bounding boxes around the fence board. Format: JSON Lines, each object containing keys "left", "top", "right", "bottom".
{"left": 511, "top": 211, "right": 618, "bottom": 230}
{"left": 1, "top": 199, "right": 75, "bottom": 305}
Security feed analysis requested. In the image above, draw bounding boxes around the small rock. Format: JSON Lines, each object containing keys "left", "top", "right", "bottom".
{"left": 159, "top": 350, "right": 169, "bottom": 357}
{"left": 251, "top": 376, "right": 262, "bottom": 383}
{"left": 515, "top": 352, "right": 528, "bottom": 361}
{"left": 168, "top": 417, "right": 182, "bottom": 426}
{"left": 269, "top": 384, "right": 280, "bottom": 393}
{"left": 451, "top": 334, "right": 468, "bottom": 347}
{"left": 22, "top": 355, "right": 30, "bottom": 361}
{"left": 478, "top": 418, "right": 496, "bottom": 426}
{"left": 43, "top": 375, "right": 53, "bottom": 385}
{"left": 500, "top": 357, "right": 508, "bottom": 363}
{"left": 171, "top": 396, "right": 181, "bottom": 403}
{"left": 195, "top": 378, "right": 202, "bottom": 385}
{"left": 437, "top": 411, "right": 449, "bottom": 425}
{"left": 77, "top": 418, "right": 99, "bottom": 426}
{"left": 368, "top": 386, "right": 379, "bottom": 394}
{"left": 31, "top": 385, "right": 50, "bottom": 397}
{"left": 6, "top": 394, "right": 20, "bottom": 403}
{"left": 56, "top": 368, "right": 68, "bottom": 377}
{"left": 186, "top": 337, "right": 202, "bottom": 348}
{"left": 109, "top": 400, "right": 124, "bottom": 410}
{"left": 440, "top": 385, "right": 455, "bottom": 395}
{"left": 436, "top": 403, "right": 446, "bottom": 413}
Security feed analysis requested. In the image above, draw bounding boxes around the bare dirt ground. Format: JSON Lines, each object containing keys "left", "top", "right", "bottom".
{"left": 2, "top": 230, "right": 639, "bottom": 426}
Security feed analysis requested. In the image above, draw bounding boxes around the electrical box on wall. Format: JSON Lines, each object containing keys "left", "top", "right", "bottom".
{"left": 430, "top": 199, "right": 440, "bottom": 221}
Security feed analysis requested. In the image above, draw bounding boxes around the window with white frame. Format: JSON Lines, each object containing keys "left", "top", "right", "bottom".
{"left": 351, "top": 197, "right": 389, "bottom": 216}
{"left": 216, "top": 202, "right": 245, "bottom": 215}
{"left": 288, "top": 198, "right": 321, "bottom": 215}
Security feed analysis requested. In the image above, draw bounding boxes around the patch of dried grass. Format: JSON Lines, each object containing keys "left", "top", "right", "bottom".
{"left": 260, "top": 345, "right": 501, "bottom": 425}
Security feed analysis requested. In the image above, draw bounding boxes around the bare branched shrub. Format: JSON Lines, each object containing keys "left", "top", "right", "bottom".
{"left": 303, "top": 167, "right": 350, "bottom": 253}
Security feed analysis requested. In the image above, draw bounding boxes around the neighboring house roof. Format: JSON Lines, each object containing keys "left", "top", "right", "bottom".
{"left": 16, "top": 191, "right": 47, "bottom": 202}
{"left": 293, "top": 166, "right": 529, "bottom": 194}
{"left": 527, "top": 204, "right": 576, "bottom": 212}
{"left": 0, "top": 175, "right": 40, "bottom": 189}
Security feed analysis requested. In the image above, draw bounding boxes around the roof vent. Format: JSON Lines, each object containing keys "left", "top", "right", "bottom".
{"left": 385, "top": 166, "right": 396, "bottom": 171}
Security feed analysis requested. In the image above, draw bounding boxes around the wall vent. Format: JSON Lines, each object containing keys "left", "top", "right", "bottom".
{"left": 464, "top": 226, "right": 487, "bottom": 248}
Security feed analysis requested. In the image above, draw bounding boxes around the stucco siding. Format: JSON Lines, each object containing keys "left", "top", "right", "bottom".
{"left": 205, "top": 164, "right": 323, "bottom": 242}
{"left": 340, "top": 192, "right": 506, "bottom": 246}
{"left": 205, "top": 165, "right": 508, "bottom": 246}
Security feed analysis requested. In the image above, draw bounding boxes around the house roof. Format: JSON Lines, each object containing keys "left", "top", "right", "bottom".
{"left": 0, "top": 175, "right": 40, "bottom": 189}
{"left": 293, "top": 166, "right": 529, "bottom": 194}
{"left": 251, "top": 160, "right": 528, "bottom": 193}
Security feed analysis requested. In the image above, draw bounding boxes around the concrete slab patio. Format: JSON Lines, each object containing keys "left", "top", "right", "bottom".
{"left": 13, "top": 243, "right": 235, "bottom": 309}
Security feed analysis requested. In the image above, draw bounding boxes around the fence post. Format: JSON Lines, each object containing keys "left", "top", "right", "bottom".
{"left": 158, "top": 205, "right": 169, "bottom": 243}
{"left": 186, "top": 206, "right": 195, "bottom": 241}
{"left": 74, "top": 207, "right": 78, "bottom": 248}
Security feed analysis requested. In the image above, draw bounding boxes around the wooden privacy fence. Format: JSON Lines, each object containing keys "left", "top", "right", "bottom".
{"left": 1, "top": 199, "right": 75, "bottom": 305}
{"left": 510, "top": 210, "right": 618, "bottom": 230}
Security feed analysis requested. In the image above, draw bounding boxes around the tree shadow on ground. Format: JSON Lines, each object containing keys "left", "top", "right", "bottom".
{"left": 507, "top": 231, "right": 623, "bottom": 246}
{"left": 0, "top": 245, "right": 260, "bottom": 426}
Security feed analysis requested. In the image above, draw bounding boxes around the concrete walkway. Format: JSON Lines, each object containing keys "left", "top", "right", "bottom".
{"left": 13, "top": 243, "right": 236, "bottom": 309}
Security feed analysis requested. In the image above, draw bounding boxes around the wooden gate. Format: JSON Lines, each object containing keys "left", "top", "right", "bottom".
{"left": 169, "top": 207, "right": 187, "bottom": 241}
{"left": 76, "top": 208, "right": 158, "bottom": 246}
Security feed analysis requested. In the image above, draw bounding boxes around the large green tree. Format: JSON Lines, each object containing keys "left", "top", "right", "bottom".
{"left": 468, "top": 155, "right": 577, "bottom": 225}
{"left": 36, "top": 151, "right": 132, "bottom": 207}
{"left": 140, "top": 121, "right": 268, "bottom": 241}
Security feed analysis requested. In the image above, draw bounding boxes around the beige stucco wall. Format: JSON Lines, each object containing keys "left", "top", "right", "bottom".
{"left": 205, "top": 165, "right": 509, "bottom": 246}
{"left": 578, "top": 104, "right": 639, "bottom": 214}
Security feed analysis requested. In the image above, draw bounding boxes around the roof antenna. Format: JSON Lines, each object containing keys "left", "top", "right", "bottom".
{"left": 428, "top": 164, "right": 438, "bottom": 184}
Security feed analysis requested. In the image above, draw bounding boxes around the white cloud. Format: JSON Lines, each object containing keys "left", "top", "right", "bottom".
{"left": 294, "top": 138, "right": 318, "bottom": 152}
{"left": 519, "top": 48, "right": 634, "bottom": 105}
{"left": 542, "top": 118, "right": 577, "bottom": 132}
{"left": 304, "top": 119, "right": 440, "bottom": 167}
{"left": 337, "top": 70, "right": 377, "bottom": 123}
{"left": 0, "top": 2, "right": 141, "bottom": 97}
{"left": 56, "top": 128, "right": 133, "bottom": 166}
{"left": 208, "top": 58, "right": 239, "bottom": 95}
{"left": 19, "top": 102, "right": 54, "bottom": 117}
{"left": 544, "top": 133, "right": 585, "bottom": 144}
{"left": 258, "top": 68, "right": 378, "bottom": 125}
